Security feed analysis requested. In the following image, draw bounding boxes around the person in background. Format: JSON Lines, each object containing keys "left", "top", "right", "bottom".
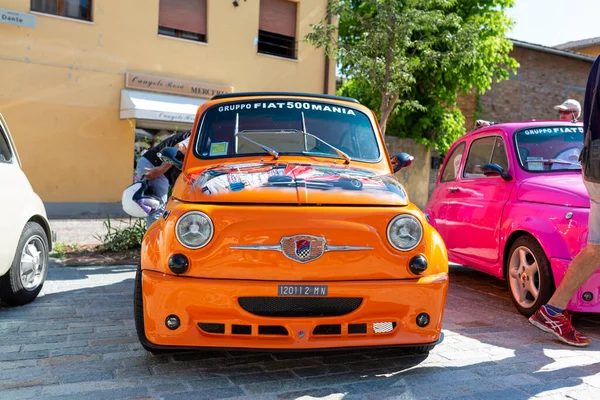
{"left": 528, "top": 58, "right": 600, "bottom": 347}
{"left": 135, "top": 130, "right": 191, "bottom": 227}
{"left": 554, "top": 99, "right": 581, "bottom": 122}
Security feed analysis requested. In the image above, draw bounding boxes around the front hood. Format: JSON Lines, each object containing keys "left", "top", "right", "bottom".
{"left": 174, "top": 162, "right": 408, "bottom": 206}
{"left": 517, "top": 174, "right": 589, "bottom": 208}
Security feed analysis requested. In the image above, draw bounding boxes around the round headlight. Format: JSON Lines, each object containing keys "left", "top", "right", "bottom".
{"left": 387, "top": 214, "right": 423, "bottom": 251}
{"left": 175, "top": 211, "right": 214, "bottom": 249}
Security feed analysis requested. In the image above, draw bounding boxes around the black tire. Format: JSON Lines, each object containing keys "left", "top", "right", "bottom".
{"left": 133, "top": 263, "right": 171, "bottom": 355}
{"left": 336, "top": 178, "right": 363, "bottom": 190}
{"left": 410, "top": 345, "right": 435, "bottom": 354}
{"left": 0, "top": 222, "right": 49, "bottom": 306}
{"left": 506, "top": 235, "right": 554, "bottom": 317}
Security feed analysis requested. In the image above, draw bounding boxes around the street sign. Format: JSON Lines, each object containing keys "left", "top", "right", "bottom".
{"left": 0, "top": 8, "right": 36, "bottom": 29}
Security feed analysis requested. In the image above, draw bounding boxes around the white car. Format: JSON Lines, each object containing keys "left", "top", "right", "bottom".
{"left": 0, "top": 114, "right": 52, "bottom": 305}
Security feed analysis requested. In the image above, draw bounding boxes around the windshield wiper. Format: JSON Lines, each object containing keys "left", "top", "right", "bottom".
{"left": 300, "top": 112, "right": 351, "bottom": 164}
{"left": 234, "top": 132, "right": 280, "bottom": 159}
{"left": 231, "top": 112, "right": 352, "bottom": 164}
{"left": 301, "top": 132, "right": 351, "bottom": 164}
{"left": 527, "top": 158, "right": 580, "bottom": 166}
{"left": 233, "top": 113, "right": 279, "bottom": 159}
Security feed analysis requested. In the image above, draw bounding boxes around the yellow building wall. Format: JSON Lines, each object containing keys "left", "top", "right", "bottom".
{"left": 0, "top": 61, "right": 133, "bottom": 202}
{"left": 572, "top": 46, "right": 600, "bottom": 57}
{"left": 0, "top": 0, "right": 334, "bottom": 210}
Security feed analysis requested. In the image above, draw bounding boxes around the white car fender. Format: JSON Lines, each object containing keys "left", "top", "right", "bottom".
{"left": 0, "top": 114, "right": 52, "bottom": 277}
{"left": 0, "top": 188, "right": 51, "bottom": 278}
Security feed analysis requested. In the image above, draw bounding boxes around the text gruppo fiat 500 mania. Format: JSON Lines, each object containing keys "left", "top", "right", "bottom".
{"left": 134, "top": 92, "right": 449, "bottom": 354}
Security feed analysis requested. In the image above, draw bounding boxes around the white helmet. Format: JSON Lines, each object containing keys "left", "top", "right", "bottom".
{"left": 121, "top": 180, "right": 163, "bottom": 218}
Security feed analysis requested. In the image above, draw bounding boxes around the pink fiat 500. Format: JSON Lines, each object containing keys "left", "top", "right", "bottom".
{"left": 424, "top": 120, "right": 599, "bottom": 317}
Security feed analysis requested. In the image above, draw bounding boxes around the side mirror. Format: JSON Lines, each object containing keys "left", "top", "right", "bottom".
{"left": 482, "top": 163, "right": 512, "bottom": 181}
{"left": 157, "top": 147, "right": 184, "bottom": 170}
{"left": 391, "top": 152, "right": 414, "bottom": 173}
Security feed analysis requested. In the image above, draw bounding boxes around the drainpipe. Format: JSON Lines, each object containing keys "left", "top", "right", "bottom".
{"left": 323, "top": 9, "right": 332, "bottom": 94}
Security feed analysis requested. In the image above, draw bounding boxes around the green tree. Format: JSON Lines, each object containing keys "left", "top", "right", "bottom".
{"left": 305, "top": 0, "right": 519, "bottom": 152}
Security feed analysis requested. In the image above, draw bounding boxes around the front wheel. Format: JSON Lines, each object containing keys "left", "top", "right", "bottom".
{"left": 0, "top": 222, "right": 49, "bottom": 306}
{"left": 409, "top": 345, "right": 435, "bottom": 354}
{"left": 134, "top": 263, "right": 172, "bottom": 355}
{"left": 506, "top": 236, "right": 554, "bottom": 317}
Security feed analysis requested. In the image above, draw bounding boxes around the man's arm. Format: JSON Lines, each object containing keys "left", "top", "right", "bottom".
{"left": 144, "top": 135, "right": 191, "bottom": 180}
{"left": 144, "top": 162, "right": 171, "bottom": 180}
{"left": 176, "top": 136, "right": 190, "bottom": 153}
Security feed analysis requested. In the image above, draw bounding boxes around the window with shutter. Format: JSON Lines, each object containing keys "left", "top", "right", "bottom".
{"left": 31, "top": 0, "right": 92, "bottom": 22}
{"left": 258, "top": 0, "right": 297, "bottom": 59}
{"left": 158, "top": 0, "right": 207, "bottom": 43}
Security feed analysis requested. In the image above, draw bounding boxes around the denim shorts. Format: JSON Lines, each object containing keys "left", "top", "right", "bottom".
{"left": 583, "top": 172, "right": 600, "bottom": 245}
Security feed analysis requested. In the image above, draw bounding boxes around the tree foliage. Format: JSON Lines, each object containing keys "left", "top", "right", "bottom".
{"left": 305, "top": 0, "right": 519, "bottom": 153}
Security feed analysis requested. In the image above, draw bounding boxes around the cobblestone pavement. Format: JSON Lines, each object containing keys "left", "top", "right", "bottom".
{"left": 1, "top": 264, "right": 600, "bottom": 400}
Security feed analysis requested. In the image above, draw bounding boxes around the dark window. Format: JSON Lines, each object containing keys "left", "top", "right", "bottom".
{"left": 159, "top": 0, "right": 207, "bottom": 43}
{"left": 258, "top": 0, "right": 297, "bottom": 59}
{"left": 0, "top": 126, "right": 13, "bottom": 163}
{"left": 514, "top": 125, "right": 583, "bottom": 172}
{"left": 31, "top": 0, "right": 92, "bottom": 21}
{"left": 193, "top": 100, "right": 380, "bottom": 162}
{"left": 440, "top": 142, "right": 465, "bottom": 182}
{"left": 491, "top": 137, "right": 509, "bottom": 171}
{"left": 463, "top": 136, "right": 508, "bottom": 178}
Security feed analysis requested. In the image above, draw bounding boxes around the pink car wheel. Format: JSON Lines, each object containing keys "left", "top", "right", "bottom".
{"left": 506, "top": 236, "right": 554, "bottom": 317}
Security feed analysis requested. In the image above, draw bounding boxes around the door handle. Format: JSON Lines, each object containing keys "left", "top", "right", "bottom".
{"left": 448, "top": 187, "right": 460, "bottom": 193}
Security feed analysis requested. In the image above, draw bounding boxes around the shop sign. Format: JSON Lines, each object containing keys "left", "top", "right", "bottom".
{"left": 0, "top": 8, "right": 37, "bottom": 28}
{"left": 156, "top": 112, "right": 196, "bottom": 123}
{"left": 125, "top": 73, "right": 233, "bottom": 99}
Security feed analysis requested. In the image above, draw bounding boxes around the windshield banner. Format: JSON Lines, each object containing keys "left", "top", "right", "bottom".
{"left": 521, "top": 126, "right": 584, "bottom": 135}
{"left": 218, "top": 101, "right": 358, "bottom": 116}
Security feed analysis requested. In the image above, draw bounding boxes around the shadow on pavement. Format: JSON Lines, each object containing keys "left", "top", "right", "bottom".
{"left": 0, "top": 264, "right": 599, "bottom": 399}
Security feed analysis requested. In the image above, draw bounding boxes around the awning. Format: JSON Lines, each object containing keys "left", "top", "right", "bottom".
{"left": 119, "top": 89, "right": 206, "bottom": 124}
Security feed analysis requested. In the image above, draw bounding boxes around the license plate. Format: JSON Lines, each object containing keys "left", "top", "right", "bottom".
{"left": 278, "top": 284, "right": 328, "bottom": 296}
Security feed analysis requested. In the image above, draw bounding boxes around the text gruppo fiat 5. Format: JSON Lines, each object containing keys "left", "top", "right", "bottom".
{"left": 133, "top": 92, "right": 449, "bottom": 353}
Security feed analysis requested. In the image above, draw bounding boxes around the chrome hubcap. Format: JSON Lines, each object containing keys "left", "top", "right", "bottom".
{"left": 19, "top": 235, "right": 47, "bottom": 291}
{"left": 508, "top": 246, "right": 540, "bottom": 308}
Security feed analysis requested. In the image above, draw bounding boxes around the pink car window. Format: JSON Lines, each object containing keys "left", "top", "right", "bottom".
{"left": 463, "top": 136, "right": 508, "bottom": 178}
{"left": 491, "top": 137, "right": 509, "bottom": 171}
{"left": 440, "top": 142, "right": 465, "bottom": 182}
{"left": 514, "top": 126, "right": 583, "bottom": 172}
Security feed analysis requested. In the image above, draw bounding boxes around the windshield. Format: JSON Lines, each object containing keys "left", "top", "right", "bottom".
{"left": 514, "top": 125, "right": 583, "bottom": 172}
{"left": 193, "top": 100, "right": 380, "bottom": 162}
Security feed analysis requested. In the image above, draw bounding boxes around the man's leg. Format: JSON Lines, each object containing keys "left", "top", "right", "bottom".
{"left": 547, "top": 244, "right": 600, "bottom": 309}
{"left": 528, "top": 178, "right": 600, "bottom": 346}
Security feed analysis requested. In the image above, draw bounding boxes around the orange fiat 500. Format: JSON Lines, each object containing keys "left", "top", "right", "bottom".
{"left": 134, "top": 92, "right": 449, "bottom": 354}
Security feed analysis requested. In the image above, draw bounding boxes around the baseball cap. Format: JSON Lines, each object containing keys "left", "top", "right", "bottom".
{"left": 554, "top": 99, "right": 581, "bottom": 116}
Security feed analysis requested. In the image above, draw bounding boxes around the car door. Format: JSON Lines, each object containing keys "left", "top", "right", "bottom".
{"left": 0, "top": 115, "right": 28, "bottom": 271}
{"left": 426, "top": 141, "right": 466, "bottom": 240}
{"left": 443, "top": 133, "right": 515, "bottom": 268}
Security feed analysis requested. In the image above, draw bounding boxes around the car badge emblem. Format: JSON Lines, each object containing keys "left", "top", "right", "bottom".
{"left": 295, "top": 239, "right": 311, "bottom": 259}
{"left": 281, "top": 235, "right": 326, "bottom": 263}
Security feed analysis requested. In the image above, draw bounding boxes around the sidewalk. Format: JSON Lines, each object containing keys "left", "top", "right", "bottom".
{"left": 49, "top": 218, "right": 140, "bottom": 246}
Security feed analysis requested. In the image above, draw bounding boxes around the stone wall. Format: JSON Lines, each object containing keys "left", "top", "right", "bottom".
{"left": 459, "top": 45, "right": 592, "bottom": 125}
{"left": 385, "top": 136, "right": 431, "bottom": 209}
{"left": 429, "top": 148, "right": 442, "bottom": 199}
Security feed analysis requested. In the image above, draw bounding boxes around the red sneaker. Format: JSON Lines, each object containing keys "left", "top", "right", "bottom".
{"left": 529, "top": 305, "right": 591, "bottom": 347}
